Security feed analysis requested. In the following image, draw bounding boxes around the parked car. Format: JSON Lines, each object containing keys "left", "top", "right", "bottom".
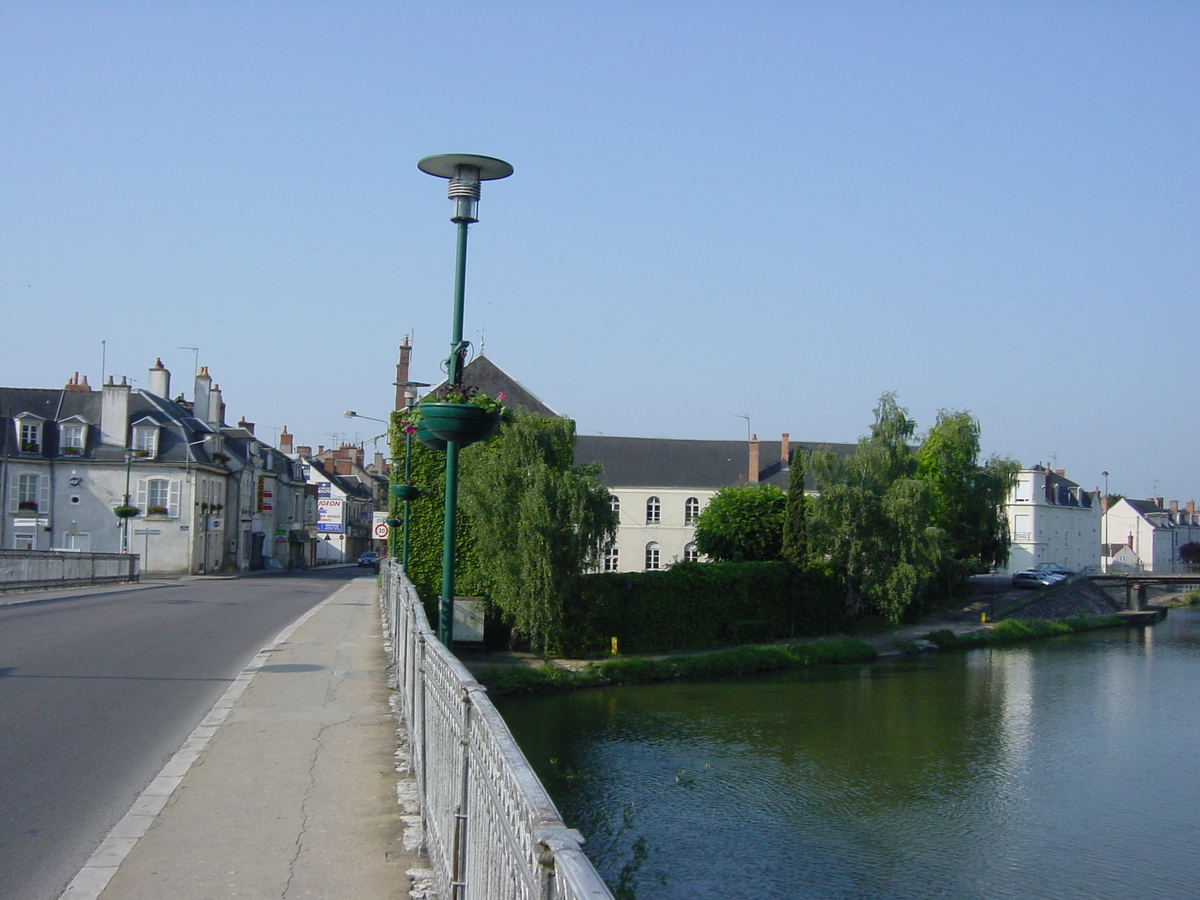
{"left": 1032, "top": 562, "right": 1073, "bottom": 577}
{"left": 1012, "top": 569, "right": 1062, "bottom": 589}
{"left": 357, "top": 551, "right": 380, "bottom": 569}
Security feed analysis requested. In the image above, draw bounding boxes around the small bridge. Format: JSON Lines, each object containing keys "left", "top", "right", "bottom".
{"left": 1088, "top": 573, "right": 1200, "bottom": 615}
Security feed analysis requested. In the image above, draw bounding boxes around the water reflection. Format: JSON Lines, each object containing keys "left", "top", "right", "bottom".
{"left": 496, "top": 610, "right": 1200, "bottom": 899}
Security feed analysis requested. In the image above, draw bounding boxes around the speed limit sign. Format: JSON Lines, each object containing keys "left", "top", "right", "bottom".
{"left": 373, "top": 522, "right": 389, "bottom": 540}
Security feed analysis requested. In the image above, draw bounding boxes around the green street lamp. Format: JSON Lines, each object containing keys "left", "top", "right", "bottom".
{"left": 418, "top": 153, "right": 512, "bottom": 647}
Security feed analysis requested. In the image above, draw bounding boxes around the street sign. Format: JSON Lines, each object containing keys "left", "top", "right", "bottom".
{"left": 373, "top": 522, "right": 389, "bottom": 540}
{"left": 133, "top": 529, "right": 162, "bottom": 536}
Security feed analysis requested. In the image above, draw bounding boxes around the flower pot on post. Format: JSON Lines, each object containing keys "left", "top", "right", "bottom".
{"left": 419, "top": 402, "right": 500, "bottom": 447}
{"left": 391, "top": 484, "right": 422, "bottom": 502}
{"left": 415, "top": 419, "right": 448, "bottom": 451}
{"left": 113, "top": 505, "right": 140, "bottom": 519}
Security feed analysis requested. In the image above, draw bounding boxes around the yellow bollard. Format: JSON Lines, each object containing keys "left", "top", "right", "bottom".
{"left": 981, "top": 612, "right": 988, "bottom": 624}
{"left": 611, "top": 636, "right": 619, "bottom": 656}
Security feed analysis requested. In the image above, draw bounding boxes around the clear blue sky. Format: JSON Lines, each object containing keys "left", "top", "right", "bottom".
{"left": 3, "top": 1, "right": 1196, "bottom": 502}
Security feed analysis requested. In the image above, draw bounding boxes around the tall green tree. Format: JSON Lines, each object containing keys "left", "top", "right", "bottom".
{"left": 459, "top": 412, "right": 616, "bottom": 654}
{"left": 781, "top": 448, "right": 808, "bottom": 568}
{"left": 808, "top": 393, "right": 941, "bottom": 623}
{"left": 694, "top": 483, "right": 786, "bottom": 562}
{"left": 916, "top": 409, "right": 1019, "bottom": 586}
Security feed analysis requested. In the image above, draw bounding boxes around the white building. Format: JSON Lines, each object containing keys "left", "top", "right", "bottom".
{"left": 1002, "top": 466, "right": 1101, "bottom": 574}
{"left": 1, "top": 361, "right": 312, "bottom": 574}
{"left": 1101, "top": 498, "right": 1200, "bottom": 573}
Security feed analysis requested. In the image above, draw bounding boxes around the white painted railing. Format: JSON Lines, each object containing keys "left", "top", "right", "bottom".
{"left": 381, "top": 561, "right": 613, "bottom": 900}
{"left": 0, "top": 549, "right": 139, "bottom": 592}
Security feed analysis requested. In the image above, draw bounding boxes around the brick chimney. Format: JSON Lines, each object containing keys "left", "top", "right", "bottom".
{"left": 63, "top": 372, "right": 91, "bottom": 392}
{"left": 1100, "top": 495, "right": 1110, "bottom": 512}
{"left": 296, "top": 445, "right": 312, "bottom": 457}
{"left": 193, "top": 367, "right": 212, "bottom": 422}
{"left": 237, "top": 417, "right": 255, "bottom": 435}
{"left": 748, "top": 434, "right": 760, "bottom": 483}
{"left": 1187, "top": 501, "right": 1195, "bottom": 516}
{"left": 395, "top": 337, "right": 413, "bottom": 411}
{"left": 279, "top": 426, "right": 293, "bottom": 454}
{"left": 781, "top": 433, "right": 790, "bottom": 467}
{"left": 1169, "top": 499, "right": 1179, "bottom": 514}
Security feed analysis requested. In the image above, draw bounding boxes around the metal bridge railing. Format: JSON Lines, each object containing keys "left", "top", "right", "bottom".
{"left": 381, "top": 560, "right": 613, "bottom": 900}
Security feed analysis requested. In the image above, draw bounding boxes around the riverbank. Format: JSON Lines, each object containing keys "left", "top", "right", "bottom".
{"left": 464, "top": 573, "right": 1154, "bottom": 696}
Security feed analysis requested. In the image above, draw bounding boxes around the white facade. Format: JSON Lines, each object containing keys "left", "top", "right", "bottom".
{"left": 604, "top": 488, "right": 712, "bottom": 572}
{"left": 1102, "top": 498, "right": 1200, "bottom": 573}
{"left": 1003, "top": 466, "right": 1101, "bottom": 574}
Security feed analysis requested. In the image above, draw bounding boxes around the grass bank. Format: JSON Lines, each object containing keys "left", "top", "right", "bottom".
{"left": 476, "top": 638, "right": 877, "bottom": 696}
{"left": 915, "top": 614, "right": 1124, "bottom": 653}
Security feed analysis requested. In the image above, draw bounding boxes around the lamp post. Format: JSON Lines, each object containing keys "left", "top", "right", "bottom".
{"left": 1102, "top": 471, "right": 1110, "bottom": 573}
{"left": 121, "top": 449, "right": 135, "bottom": 554}
{"left": 419, "top": 153, "right": 512, "bottom": 646}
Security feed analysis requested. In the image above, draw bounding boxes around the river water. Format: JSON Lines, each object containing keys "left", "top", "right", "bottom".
{"left": 495, "top": 609, "right": 1200, "bottom": 899}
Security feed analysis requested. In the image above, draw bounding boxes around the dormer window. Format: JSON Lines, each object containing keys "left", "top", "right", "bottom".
{"left": 15, "top": 415, "right": 43, "bottom": 454}
{"left": 60, "top": 418, "right": 88, "bottom": 456}
{"left": 132, "top": 423, "right": 159, "bottom": 458}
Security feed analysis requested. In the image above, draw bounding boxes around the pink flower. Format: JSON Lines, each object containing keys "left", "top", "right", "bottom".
{"left": 497, "top": 392, "right": 506, "bottom": 401}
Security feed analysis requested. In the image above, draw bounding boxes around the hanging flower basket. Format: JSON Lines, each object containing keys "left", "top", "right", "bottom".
{"left": 385, "top": 518, "right": 403, "bottom": 528}
{"left": 415, "top": 418, "right": 448, "bottom": 451}
{"left": 391, "top": 483, "right": 422, "bottom": 502}
{"left": 419, "top": 402, "right": 501, "bottom": 447}
{"left": 113, "top": 505, "right": 140, "bottom": 519}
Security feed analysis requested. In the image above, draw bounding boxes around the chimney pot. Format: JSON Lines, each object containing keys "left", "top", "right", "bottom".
{"left": 781, "top": 433, "right": 790, "bottom": 466}
{"left": 748, "top": 434, "right": 760, "bottom": 484}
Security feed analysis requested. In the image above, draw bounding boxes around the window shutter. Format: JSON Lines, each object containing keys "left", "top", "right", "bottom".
{"left": 169, "top": 480, "right": 181, "bottom": 517}
{"left": 6, "top": 480, "right": 15, "bottom": 514}
{"left": 39, "top": 475, "right": 50, "bottom": 508}
{"left": 136, "top": 479, "right": 148, "bottom": 508}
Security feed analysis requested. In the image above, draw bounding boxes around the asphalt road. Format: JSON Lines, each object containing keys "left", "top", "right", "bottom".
{"left": 0, "top": 568, "right": 369, "bottom": 900}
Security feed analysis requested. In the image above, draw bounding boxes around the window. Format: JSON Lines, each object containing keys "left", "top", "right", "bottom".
{"left": 685, "top": 497, "right": 700, "bottom": 525}
{"left": 610, "top": 495, "right": 620, "bottom": 518}
{"left": 603, "top": 545, "right": 619, "bottom": 572}
{"left": 61, "top": 424, "right": 85, "bottom": 453}
{"left": 646, "top": 496, "right": 661, "bottom": 525}
{"left": 19, "top": 420, "right": 41, "bottom": 453}
{"left": 133, "top": 426, "right": 158, "bottom": 456}
{"left": 645, "top": 541, "right": 660, "bottom": 571}
{"left": 138, "top": 478, "right": 180, "bottom": 517}
{"left": 684, "top": 542, "right": 700, "bottom": 563}
{"left": 16, "top": 474, "right": 42, "bottom": 512}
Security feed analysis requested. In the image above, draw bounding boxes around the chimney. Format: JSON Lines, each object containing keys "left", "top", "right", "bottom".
{"left": 1127, "top": 535, "right": 1134, "bottom": 549}
{"left": 781, "top": 433, "right": 790, "bottom": 466}
{"left": 748, "top": 434, "right": 760, "bottom": 483}
{"left": 395, "top": 337, "right": 413, "bottom": 411}
{"left": 100, "top": 376, "right": 131, "bottom": 447}
{"left": 279, "top": 426, "right": 293, "bottom": 454}
{"left": 193, "top": 366, "right": 212, "bottom": 423}
{"left": 1100, "top": 495, "right": 1109, "bottom": 512}
{"left": 296, "top": 445, "right": 312, "bottom": 457}
{"left": 148, "top": 358, "right": 170, "bottom": 398}
{"left": 1056, "top": 469, "right": 1066, "bottom": 477}
{"left": 209, "top": 383, "right": 224, "bottom": 427}
{"left": 63, "top": 372, "right": 92, "bottom": 392}
{"left": 237, "top": 416, "right": 255, "bottom": 435}
{"left": 1169, "top": 500, "right": 1179, "bottom": 514}
{"left": 1187, "top": 501, "right": 1195, "bottom": 516}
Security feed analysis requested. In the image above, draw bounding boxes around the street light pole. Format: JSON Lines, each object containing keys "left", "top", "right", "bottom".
{"left": 1102, "top": 471, "right": 1110, "bottom": 573}
{"left": 419, "top": 153, "right": 512, "bottom": 647}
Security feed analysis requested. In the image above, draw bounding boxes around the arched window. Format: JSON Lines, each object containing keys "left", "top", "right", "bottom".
{"left": 610, "top": 495, "right": 620, "bottom": 518}
{"left": 645, "top": 541, "right": 660, "bottom": 570}
{"left": 646, "top": 496, "right": 661, "bottom": 525}
{"left": 684, "top": 497, "right": 700, "bottom": 525}
{"left": 684, "top": 542, "right": 700, "bottom": 563}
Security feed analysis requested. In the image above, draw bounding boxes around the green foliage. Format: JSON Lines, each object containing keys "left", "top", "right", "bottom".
{"left": 781, "top": 448, "right": 808, "bottom": 568}
{"left": 808, "top": 393, "right": 941, "bottom": 623}
{"left": 460, "top": 412, "right": 616, "bottom": 655}
{"left": 917, "top": 409, "right": 1019, "bottom": 585}
{"left": 693, "top": 483, "right": 786, "bottom": 562}
{"left": 922, "top": 615, "right": 1123, "bottom": 651}
{"left": 1177, "top": 542, "right": 1200, "bottom": 568}
{"left": 561, "top": 561, "right": 844, "bottom": 656}
{"left": 1184, "top": 590, "right": 1200, "bottom": 606}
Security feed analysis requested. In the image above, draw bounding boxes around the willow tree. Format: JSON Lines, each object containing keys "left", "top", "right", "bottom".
{"left": 808, "top": 393, "right": 941, "bottom": 623}
{"left": 460, "top": 412, "right": 616, "bottom": 655}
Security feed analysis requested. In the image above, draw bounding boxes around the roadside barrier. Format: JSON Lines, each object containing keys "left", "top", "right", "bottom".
{"left": 381, "top": 560, "right": 613, "bottom": 900}
{"left": 0, "top": 549, "right": 138, "bottom": 592}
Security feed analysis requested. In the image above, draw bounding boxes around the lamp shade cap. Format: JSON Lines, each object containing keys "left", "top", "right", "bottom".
{"left": 418, "top": 154, "right": 513, "bottom": 180}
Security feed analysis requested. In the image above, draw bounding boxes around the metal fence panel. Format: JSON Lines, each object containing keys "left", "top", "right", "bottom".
{"left": 0, "top": 550, "right": 138, "bottom": 592}
{"left": 381, "top": 561, "right": 613, "bottom": 900}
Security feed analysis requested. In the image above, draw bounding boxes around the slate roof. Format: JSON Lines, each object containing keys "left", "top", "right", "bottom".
{"left": 431, "top": 355, "right": 557, "bottom": 418}
{"left": 574, "top": 435, "right": 857, "bottom": 491}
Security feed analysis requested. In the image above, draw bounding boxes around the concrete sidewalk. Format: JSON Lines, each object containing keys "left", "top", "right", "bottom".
{"left": 61, "top": 576, "right": 430, "bottom": 900}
